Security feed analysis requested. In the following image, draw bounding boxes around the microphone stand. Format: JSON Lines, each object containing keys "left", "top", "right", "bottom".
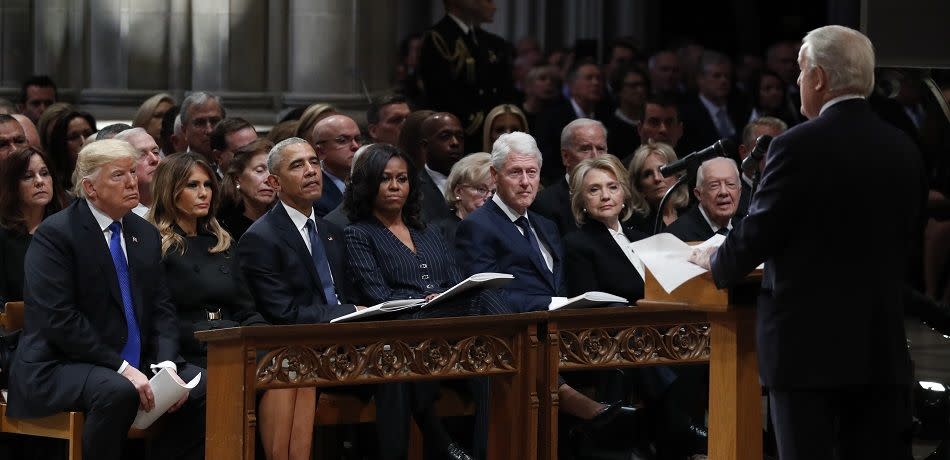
{"left": 653, "top": 174, "right": 690, "bottom": 234}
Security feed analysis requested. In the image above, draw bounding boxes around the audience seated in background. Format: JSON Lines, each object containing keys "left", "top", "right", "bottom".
{"left": 8, "top": 139, "right": 207, "bottom": 460}
{"left": 219, "top": 138, "right": 276, "bottom": 240}
{"left": 366, "top": 94, "right": 410, "bottom": 145}
{"left": 648, "top": 50, "right": 682, "bottom": 97}
{"left": 11, "top": 114, "right": 41, "bottom": 150}
{"left": 433, "top": 151, "right": 494, "bottom": 248}
{"left": 48, "top": 110, "right": 97, "bottom": 189}
{"left": 482, "top": 104, "right": 528, "bottom": 152}
{"left": 736, "top": 116, "right": 788, "bottom": 214}
{"left": 531, "top": 118, "right": 608, "bottom": 235}
{"left": 311, "top": 114, "right": 362, "bottom": 217}
{"left": 132, "top": 93, "right": 176, "bottom": 144}
{"left": 148, "top": 152, "right": 268, "bottom": 370}
{"left": 37, "top": 101, "right": 73, "bottom": 152}
{"left": 0, "top": 146, "right": 67, "bottom": 304}
{"left": 520, "top": 65, "right": 562, "bottom": 132}
{"left": 677, "top": 50, "right": 749, "bottom": 158}
{"left": 398, "top": 109, "right": 435, "bottom": 169}
{"left": 417, "top": 112, "right": 465, "bottom": 222}
{"left": 18, "top": 75, "right": 57, "bottom": 124}
{"left": 294, "top": 103, "right": 336, "bottom": 145}
{"left": 626, "top": 141, "right": 690, "bottom": 235}
{"left": 0, "top": 115, "right": 28, "bottom": 160}
{"left": 210, "top": 117, "right": 258, "bottom": 174}
{"left": 114, "top": 128, "right": 162, "bottom": 216}
{"left": 604, "top": 65, "right": 648, "bottom": 159}
{"left": 180, "top": 91, "right": 226, "bottom": 168}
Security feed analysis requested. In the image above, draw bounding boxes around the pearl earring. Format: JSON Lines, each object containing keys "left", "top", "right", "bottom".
{"left": 455, "top": 196, "right": 461, "bottom": 200}
{"left": 236, "top": 184, "right": 241, "bottom": 190}
{"left": 583, "top": 208, "right": 588, "bottom": 213}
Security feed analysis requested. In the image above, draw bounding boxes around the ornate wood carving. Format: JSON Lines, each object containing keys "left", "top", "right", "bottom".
{"left": 255, "top": 335, "right": 516, "bottom": 387}
{"left": 559, "top": 323, "right": 710, "bottom": 367}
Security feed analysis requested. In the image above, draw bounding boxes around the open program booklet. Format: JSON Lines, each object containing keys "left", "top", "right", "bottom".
{"left": 549, "top": 291, "right": 628, "bottom": 310}
{"left": 331, "top": 272, "right": 515, "bottom": 323}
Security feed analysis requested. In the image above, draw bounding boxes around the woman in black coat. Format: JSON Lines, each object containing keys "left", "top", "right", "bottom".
{"left": 147, "top": 152, "right": 267, "bottom": 369}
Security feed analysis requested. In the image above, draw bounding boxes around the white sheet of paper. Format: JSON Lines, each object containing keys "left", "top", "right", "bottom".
{"left": 131, "top": 368, "right": 201, "bottom": 430}
{"left": 629, "top": 233, "right": 709, "bottom": 294}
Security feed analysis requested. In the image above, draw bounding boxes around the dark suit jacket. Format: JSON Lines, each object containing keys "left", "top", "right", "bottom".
{"left": 677, "top": 94, "right": 750, "bottom": 160}
{"left": 324, "top": 202, "right": 351, "bottom": 229}
{"left": 710, "top": 98, "right": 926, "bottom": 388}
{"left": 0, "top": 227, "right": 30, "bottom": 303}
{"left": 535, "top": 100, "right": 578, "bottom": 185}
{"left": 313, "top": 178, "right": 344, "bottom": 218}
{"left": 419, "top": 170, "right": 451, "bottom": 223}
{"left": 237, "top": 202, "right": 356, "bottom": 325}
{"left": 455, "top": 199, "right": 565, "bottom": 313}
{"left": 603, "top": 112, "right": 642, "bottom": 160}
{"left": 665, "top": 205, "right": 740, "bottom": 242}
{"left": 8, "top": 199, "right": 180, "bottom": 418}
{"left": 530, "top": 177, "right": 578, "bottom": 236}
{"left": 563, "top": 219, "right": 648, "bottom": 301}
{"left": 419, "top": 16, "right": 515, "bottom": 153}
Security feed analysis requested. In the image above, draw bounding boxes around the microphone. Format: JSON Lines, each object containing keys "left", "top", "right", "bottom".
{"left": 660, "top": 138, "right": 736, "bottom": 177}
{"left": 740, "top": 134, "right": 773, "bottom": 178}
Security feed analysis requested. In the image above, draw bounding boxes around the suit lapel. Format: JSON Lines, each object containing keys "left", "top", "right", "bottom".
{"left": 486, "top": 201, "right": 557, "bottom": 290}
{"left": 270, "top": 204, "right": 322, "bottom": 288}
{"left": 314, "top": 218, "right": 345, "bottom": 287}
{"left": 528, "top": 211, "right": 559, "bottom": 289}
{"left": 77, "top": 201, "right": 124, "bottom": 313}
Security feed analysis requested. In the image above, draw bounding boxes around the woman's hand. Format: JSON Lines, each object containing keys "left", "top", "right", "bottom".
{"left": 424, "top": 293, "right": 440, "bottom": 302}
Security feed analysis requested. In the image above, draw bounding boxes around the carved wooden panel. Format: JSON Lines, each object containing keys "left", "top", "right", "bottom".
{"left": 559, "top": 323, "right": 710, "bottom": 368}
{"left": 255, "top": 335, "right": 516, "bottom": 387}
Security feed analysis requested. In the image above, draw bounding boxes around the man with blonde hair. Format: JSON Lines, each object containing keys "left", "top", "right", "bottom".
{"left": 8, "top": 139, "right": 207, "bottom": 460}
{"left": 691, "top": 25, "right": 923, "bottom": 460}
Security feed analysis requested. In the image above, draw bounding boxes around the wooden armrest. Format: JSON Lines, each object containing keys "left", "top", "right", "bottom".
{"left": 1, "top": 302, "right": 24, "bottom": 332}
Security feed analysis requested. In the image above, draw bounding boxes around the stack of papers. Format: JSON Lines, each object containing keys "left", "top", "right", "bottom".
{"left": 629, "top": 233, "right": 726, "bottom": 294}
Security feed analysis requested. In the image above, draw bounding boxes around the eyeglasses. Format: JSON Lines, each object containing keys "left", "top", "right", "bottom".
{"left": 317, "top": 134, "right": 365, "bottom": 148}
{"left": 464, "top": 184, "right": 495, "bottom": 197}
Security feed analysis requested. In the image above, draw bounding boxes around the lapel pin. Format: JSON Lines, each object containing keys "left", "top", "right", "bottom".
{"left": 327, "top": 235, "right": 333, "bottom": 241}
{"left": 132, "top": 236, "right": 138, "bottom": 243}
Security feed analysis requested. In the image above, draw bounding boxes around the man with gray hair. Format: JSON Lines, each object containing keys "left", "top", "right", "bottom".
{"left": 8, "top": 139, "right": 207, "bottom": 460}
{"left": 736, "top": 116, "right": 788, "bottom": 215}
{"left": 666, "top": 156, "right": 742, "bottom": 242}
{"left": 531, "top": 118, "right": 608, "bottom": 235}
{"left": 180, "top": 91, "right": 225, "bottom": 165}
{"left": 456, "top": 131, "right": 565, "bottom": 313}
{"left": 114, "top": 128, "right": 162, "bottom": 216}
{"left": 677, "top": 50, "right": 749, "bottom": 156}
{"left": 691, "top": 25, "right": 923, "bottom": 460}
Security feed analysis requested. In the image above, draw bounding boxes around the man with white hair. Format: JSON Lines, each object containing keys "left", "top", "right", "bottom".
{"left": 666, "top": 157, "right": 742, "bottom": 241}
{"left": 691, "top": 25, "right": 924, "bottom": 460}
{"left": 7, "top": 139, "right": 207, "bottom": 460}
{"left": 180, "top": 91, "right": 225, "bottom": 163}
{"left": 114, "top": 127, "right": 162, "bottom": 216}
{"left": 531, "top": 118, "right": 608, "bottom": 235}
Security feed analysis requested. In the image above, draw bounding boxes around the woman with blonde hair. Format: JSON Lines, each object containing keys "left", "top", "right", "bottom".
{"left": 132, "top": 93, "right": 175, "bottom": 143}
{"left": 433, "top": 152, "right": 494, "bottom": 247}
{"left": 482, "top": 104, "right": 528, "bottom": 152}
{"left": 626, "top": 141, "right": 690, "bottom": 234}
{"left": 293, "top": 103, "right": 336, "bottom": 143}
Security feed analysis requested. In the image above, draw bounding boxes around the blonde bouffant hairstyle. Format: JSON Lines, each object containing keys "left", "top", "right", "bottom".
{"left": 147, "top": 152, "right": 231, "bottom": 257}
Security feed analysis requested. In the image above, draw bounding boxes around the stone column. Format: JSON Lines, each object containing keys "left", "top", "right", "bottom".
{"left": 0, "top": 0, "right": 34, "bottom": 87}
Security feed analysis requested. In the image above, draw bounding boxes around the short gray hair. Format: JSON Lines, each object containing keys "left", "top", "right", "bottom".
{"left": 491, "top": 132, "right": 542, "bottom": 171}
{"left": 801, "top": 25, "right": 875, "bottom": 96}
{"left": 73, "top": 139, "right": 138, "bottom": 197}
{"left": 113, "top": 127, "right": 149, "bottom": 144}
{"left": 173, "top": 114, "right": 183, "bottom": 137}
{"left": 267, "top": 137, "right": 310, "bottom": 174}
{"left": 444, "top": 152, "right": 492, "bottom": 207}
{"left": 350, "top": 143, "right": 374, "bottom": 175}
{"left": 696, "top": 157, "right": 739, "bottom": 188}
{"left": 742, "top": 116, "right": 788, "bottom": 147}
{"left": 560, "top": 118, "right": 607, "bottom": 150}
{"left": 180, "top": 91, "right": 225, "bottom": 126}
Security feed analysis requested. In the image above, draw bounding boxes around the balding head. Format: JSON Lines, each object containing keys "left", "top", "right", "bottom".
{"left": 421, "top": 112, "right": 464, "bottom": 176}
{"left": 10, "top": 114, "right": 40, "bottom": 149}
{"left": 0, "top": 115, "right": 27, "bottom": 159}
{"left": 312, "top": 114, "right": 361, "bottom": 179}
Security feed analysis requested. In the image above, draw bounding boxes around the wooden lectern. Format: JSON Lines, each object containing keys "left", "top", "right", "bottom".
{"left": 638, "top": 268, "right": 763, "bottom": 460}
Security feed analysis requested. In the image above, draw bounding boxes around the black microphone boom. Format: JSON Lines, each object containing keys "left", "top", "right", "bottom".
{"left": 659, "top": 139, "right": 736, "bottom": 177}
{"left": 740, "top": 134, "right": 773, "bottom": 178}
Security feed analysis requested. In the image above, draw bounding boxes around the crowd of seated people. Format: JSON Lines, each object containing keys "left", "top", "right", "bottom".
{"left": 0, "top": 8, "right": 948, "bottom": 460}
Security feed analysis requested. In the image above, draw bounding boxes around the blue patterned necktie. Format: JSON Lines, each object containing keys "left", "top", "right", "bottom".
{"left": 107, "top": 221, "right": 140, "bottom": 368}
{"left": 515, "top": 216, "right": 552, "bottom": 274}
{"left": 305, "top": 220, "right": 339, "bottom": 305}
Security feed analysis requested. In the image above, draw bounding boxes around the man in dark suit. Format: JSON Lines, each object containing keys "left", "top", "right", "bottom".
{"left": 9, "top": 139, "right": 205, "bottom": 460}
{"left": 666, "top": 157, "right": 742, "bottom": 242}
{"left": 419, "top": 0, "right": 515, "bottom": 154}
{"left": 676, "top": 51, "right": 750, "bottom": 159}
{"left": 455, "top": 131, "right": 565, "bottom": 313}
{"left": 311, "top": 115, "right": 362, "bottom": 217}
{"left": 238, "top": 137, "right": 360, "bottom": 323}
{"left": 418, "top": 112, "right": 463, "bottom": 222}
{"left": 535, "top": 61, "right": 607, "bottom": 185}
{"left": 691, "top": 26, "right": 924, "bottom": 460}
{"left": 531, "top": 118, "right": 608, "bottom": 235}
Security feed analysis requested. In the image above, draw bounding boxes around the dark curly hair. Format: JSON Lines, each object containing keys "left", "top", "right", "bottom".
{"left": 343, "top": 143, "right": 424, "bottom": 229}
